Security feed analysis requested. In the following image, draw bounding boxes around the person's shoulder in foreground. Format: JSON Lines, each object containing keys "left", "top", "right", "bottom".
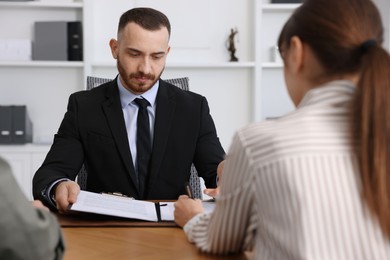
{"left": 0, "top": 157, "right": 64, "bottom": 260}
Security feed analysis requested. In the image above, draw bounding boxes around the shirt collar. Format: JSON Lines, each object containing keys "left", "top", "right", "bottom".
{"left": 117, "top": 76, "right": 159, "bottom": 108}
{"left": 298, "top": 80, "right": 356, "bottom": 108}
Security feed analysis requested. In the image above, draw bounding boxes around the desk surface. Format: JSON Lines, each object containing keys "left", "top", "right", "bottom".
{"left": 59, "top": 214, "right": 250, "bottom": 259}
{"left": 62, "top": 227, "right": 250, "bottom": 260}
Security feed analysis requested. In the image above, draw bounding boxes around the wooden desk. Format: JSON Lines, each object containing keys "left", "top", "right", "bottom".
{"left": 59, "top": 214, "right": 250, "bottom": 259}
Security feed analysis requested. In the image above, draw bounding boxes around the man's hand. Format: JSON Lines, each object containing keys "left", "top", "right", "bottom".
{"left": 203, "top": 159, "right": 225, "bottom": 198}
{"left": 174, "top": 195, "right": 204, "bottom": 227}
{"left": 54, "top": 181, "right": 80, "bottom": 213}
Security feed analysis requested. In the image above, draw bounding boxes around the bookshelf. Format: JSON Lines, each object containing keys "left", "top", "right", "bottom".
{"left": 0, "top": 0, "right": 389, "bottom": 199}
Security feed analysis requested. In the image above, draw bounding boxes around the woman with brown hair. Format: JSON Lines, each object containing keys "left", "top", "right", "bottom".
{"left": 174, "top": 0, "right": 390, "bottom": 258}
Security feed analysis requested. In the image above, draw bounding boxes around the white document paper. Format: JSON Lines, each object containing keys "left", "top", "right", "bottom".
{"left": 70, "top": 190, "right": 158, "bottom": 222}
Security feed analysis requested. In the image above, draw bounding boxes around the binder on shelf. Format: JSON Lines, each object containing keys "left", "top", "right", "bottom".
{"left": 67, "top": 21, "right": 83, "bottom": 61}
{"left": 0, "top": 106, "right": 12, "bottom": 144}
{"left": 12, "top": 105, "right": 33, "bottom": 144}
{"left": 32, "top": 21, "right": 83, "bottom": 61}
{"left": 33, "top": 21, "right": 67, "bottom": 61}
{"left": 0, "top": 105, "right": 33, "bottom": 144}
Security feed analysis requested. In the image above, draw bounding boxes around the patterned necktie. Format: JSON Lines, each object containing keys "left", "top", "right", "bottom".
{"left": 134, "top": 98, "right": 151, "bottom": 199}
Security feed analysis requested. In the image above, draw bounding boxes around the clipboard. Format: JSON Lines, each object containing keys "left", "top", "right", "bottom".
{"left": 56, "top": 211, "right": 177, "bottom": 227}
{"left": 70, "top": 191, "right": 173, "bottom": 222}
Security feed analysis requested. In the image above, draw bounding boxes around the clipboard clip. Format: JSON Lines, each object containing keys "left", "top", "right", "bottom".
{"left": 100, "top": 192, "right": 134, "bottom": 200}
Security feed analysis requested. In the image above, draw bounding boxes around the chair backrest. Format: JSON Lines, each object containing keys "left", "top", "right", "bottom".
{"left": 86, "top": 76, "right": 190, "bottom": 91}
{"left": 78, "top": 76, "right": 202, "bottom": 199}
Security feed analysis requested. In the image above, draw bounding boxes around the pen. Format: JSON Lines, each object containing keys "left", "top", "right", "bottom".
{"left": 185, "top": 182, "right": 194, "bottom": 199}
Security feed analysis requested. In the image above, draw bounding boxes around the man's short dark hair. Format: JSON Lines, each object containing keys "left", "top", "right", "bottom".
{"left": 118, "top": 7, "right": 171, "bottom": 38}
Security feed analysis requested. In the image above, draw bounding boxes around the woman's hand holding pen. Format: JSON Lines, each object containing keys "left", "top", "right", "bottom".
{"left": 174, "top": 195, "right": 204, "bottom": 227}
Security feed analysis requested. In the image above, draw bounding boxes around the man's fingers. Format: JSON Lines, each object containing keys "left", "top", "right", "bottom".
{"left": 67, "top": 184, "right": 80, "bottom": 204}
{"left": 55, "top": 181, "right": 80, "bottom": 212}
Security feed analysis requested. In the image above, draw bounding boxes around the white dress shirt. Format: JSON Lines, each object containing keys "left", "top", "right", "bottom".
{"left": 117, "top": 77, "right": 158, "bottom": 169}
{"left": 183, "top": 80, "right": 390, "bottom": 259}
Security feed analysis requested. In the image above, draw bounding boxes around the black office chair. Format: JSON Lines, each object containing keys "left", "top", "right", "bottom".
{"left": 77, "top": 76, "right": 203, "bottom": 199}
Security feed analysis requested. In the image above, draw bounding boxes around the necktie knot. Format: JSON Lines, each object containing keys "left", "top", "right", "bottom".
{"left": 134, "top": 98, "right": 150, "bottom": 109}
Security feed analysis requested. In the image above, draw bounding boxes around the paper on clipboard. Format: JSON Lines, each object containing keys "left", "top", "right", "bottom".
{"left": 70, "top": 190, "right": 159, "bottom": 222}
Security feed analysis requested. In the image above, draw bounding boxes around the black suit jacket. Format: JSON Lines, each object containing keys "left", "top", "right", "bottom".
{"left": 33, "top": 79, "right": 225, "bottom": 205}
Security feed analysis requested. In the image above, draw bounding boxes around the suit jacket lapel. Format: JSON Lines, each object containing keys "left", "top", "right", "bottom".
{"left": 147, "top": 81, "right": 176, "bottom": 193}
{"left": 102, "top": 82, "right": 139, "bottom": 192}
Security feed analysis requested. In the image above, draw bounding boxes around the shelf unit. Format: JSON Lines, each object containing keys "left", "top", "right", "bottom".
{"left": 0, "top": 60, "right": 83, "bottom": 67}
{"left": 255, "top": 0, "right": 390, "bottom": 121}
{"left": 0, "top": 1, "right": 84, "bottom": 140}
{"left": 252, "top": 0, "right": 299, "bottom": 121}
{"left": 1, "top": 0, "right": 388, "bottom": 139}
{"left": 2, "top": 0, "right": 388, "bottom": 199}
{"left": 262, "top": 3, "right": 300, "bottom": 11}
{"left": 0, "top": 0, "right": 84, "bottom": 199}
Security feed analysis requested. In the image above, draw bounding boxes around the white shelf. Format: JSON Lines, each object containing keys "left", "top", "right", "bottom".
{"left": 167, "top": 62, "right": 256, "bottom": 69}
{"left": 0, "top": 143, "right": 51, "bottom": 153}
{"left": 262, "top": 4, "right": 300, "bottom": 11}
{"left": 0, "top": 1, "right": 83, "bottom": 8}
{"left": 262, "top": 62, "right": 283, "bottom": 68}
{"left": 0, "top": 60, "right": 84, "bottom": 68}
{"left": 92, "top": 61, "right": 256, "bottom": 69}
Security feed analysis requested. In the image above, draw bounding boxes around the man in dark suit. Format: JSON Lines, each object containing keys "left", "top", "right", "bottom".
{"left": 33, "top": 7, "right": 225, "bottom": 212}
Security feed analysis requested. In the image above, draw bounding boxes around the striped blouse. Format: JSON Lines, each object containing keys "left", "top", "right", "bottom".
{"left": 183, "top": 80, "right": 390, "bottom": 259}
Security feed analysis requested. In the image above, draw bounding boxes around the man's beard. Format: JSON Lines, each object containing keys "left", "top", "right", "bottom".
{"left": 116, "top": 57, "right": 164, "bottom": 94}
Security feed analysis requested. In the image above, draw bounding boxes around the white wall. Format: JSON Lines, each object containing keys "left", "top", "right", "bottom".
{"left": 86, "top": 0, "right": 253, "bottom": 64}
{"left": 0, "top": 4, "right": 84, "bottom": 143}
